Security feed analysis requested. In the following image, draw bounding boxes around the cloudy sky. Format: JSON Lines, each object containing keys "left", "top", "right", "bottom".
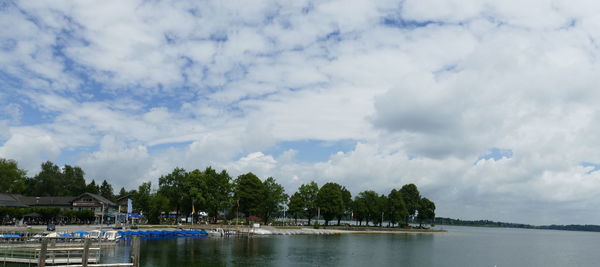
{"left": 2, "top": 0, "right": 600, "bottom": 225}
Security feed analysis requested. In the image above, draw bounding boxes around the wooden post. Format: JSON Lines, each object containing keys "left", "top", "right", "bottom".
{"left": 131, "top": 237, "right": 140, "bottom": 267}
{"left": 38, "top": 238, "right": 48, "bottom": 267}
{"left": 82, "top": 238, "right": 91, "bottom": 267}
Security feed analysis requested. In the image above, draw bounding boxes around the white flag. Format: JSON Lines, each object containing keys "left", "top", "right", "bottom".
{"left": 127, "top": 198, "right": 133, "bottom": 214}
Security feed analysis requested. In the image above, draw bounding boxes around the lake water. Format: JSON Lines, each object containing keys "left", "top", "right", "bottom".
{"left": 102, "top": 226, "right": 600, "bottom": 266}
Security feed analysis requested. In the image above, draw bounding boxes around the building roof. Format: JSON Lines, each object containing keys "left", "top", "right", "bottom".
{"left": 0, "top": 193, "right": 28, "bottom": 207}
{"left": 73, "top": 193, "right": 116, "bottom": 206}
{"left": 116, "top": 194, "right": 132, "bottom": 203}
{"left": 17, "top": 196, "right": 76, "bottom": 206}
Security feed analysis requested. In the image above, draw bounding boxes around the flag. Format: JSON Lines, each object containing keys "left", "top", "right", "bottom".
{"left": 192, "top": 204, "right": 195, "bottom": 215}
{"left": 237, "top": 200, "right": 240, "bottom": 208}
{"left": 127, "top": 198, "right": 133, "bottom": 214}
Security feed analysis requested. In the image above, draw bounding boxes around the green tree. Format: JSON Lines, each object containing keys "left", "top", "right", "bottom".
{"left": 29, "top": 161, "right": 63, "bottom": 196}
{"left": 386, "top": 189, "right": 408, "bottom": 227}
{"left": 357, "top": 190, "right": 384, "bottom": 226}
{"left": 337, "top": 186, "right": 352, "bottom": 225}
{"left": 117, "top": 187, "right": 128, "bottom": 199}
{"left": 100, "top": 180, "right": 115, "bottom": 201}
{"left": 158, "top": 167, "right": 187, "bottom": 220}
{"left": 417, "top": 197, "right": 436, "bottom": 227}
{"left": 38, "top": 208, "right": 61, "bottom": 222}
{"left": 234, "top": 172, "right": 265, "bottom": 218}
{"left": 260, "top": 177, "right": 288, "bottom": 223}
{"left": 297, "top": 182, "right": 319, "bottom": 225}
{"left": 400, "top": 184, "right": 421, "bottom": 224}
{"left": 353, "top": 196, "right": 367, "bottom": 226}
{"left": 86, "top": 180, "right": 100, "bottom": 194}
{"left": 62, "top": 165, "right": 86, "bottom": 195}
{"left": 202, "top": 168, "right": 232, "bottom": 222}
{"left": 372, "top": 194, "right": 387, "bottom": 226}
{"left": 287, "top": 192, "right": 304, "bottom": 225}
{"left": 316, "top": 182, "right": 344, "bottom": 226}
{"left": 147, "top": 193, "right": 170, "bottom": 224}
{"left": 26, "top": 162, "right": 89, "bottom": 196}
{"left": 0, "top": 158, "right": 27, "bottom": 193}
{"left": 133, "top": 182, "right": 152, "bottom": 215}
{"left": 184, "top": 169, "right": 206, "bottom": 222}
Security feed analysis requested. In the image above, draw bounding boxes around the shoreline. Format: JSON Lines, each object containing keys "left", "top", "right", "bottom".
{"left": 0, "top": 224, "right": 446, "bottom": 236}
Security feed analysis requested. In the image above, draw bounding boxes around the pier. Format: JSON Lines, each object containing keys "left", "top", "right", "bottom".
{"left": 0, "top": 237, "right": 140, "bottom": 267}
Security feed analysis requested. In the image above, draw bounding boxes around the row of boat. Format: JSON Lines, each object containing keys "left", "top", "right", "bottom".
{"left": 1, "top": 229, "right": 209, "bottom": 241}
{"left": 118, "top": 230, "right": 208, "bottom": 237}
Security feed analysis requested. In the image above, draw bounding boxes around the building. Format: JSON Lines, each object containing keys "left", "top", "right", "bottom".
{"left": 0, "top": 193, "right": 120, "bottom": 224}
{"left": 72, "top": 193, "right": 118, "bottom": 223}
{"left": 116, "top": 194, "right": 132, "bottom": 214}
{"left": 17, "top": 196, "right": 76, "bottom": 210}
{"left": 0, "top": 194, "right": 28, "bottom": 207}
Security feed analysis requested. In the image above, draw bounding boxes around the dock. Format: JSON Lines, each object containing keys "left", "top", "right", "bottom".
{"left": 0, "top": 237, "right": 141, "bottom": 267}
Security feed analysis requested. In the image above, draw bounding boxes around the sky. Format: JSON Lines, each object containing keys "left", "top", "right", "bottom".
{"left": 2, "top": 0, "right": 600, "bottom": 225}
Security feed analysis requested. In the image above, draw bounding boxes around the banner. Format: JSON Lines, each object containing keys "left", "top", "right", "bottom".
{"left": 127, "top": 198, "right": 133, "bottom": 214}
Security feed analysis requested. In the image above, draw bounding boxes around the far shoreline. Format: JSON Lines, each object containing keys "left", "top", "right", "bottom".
{"left": 0, "top": 224, "right": 447, "bottom": 235}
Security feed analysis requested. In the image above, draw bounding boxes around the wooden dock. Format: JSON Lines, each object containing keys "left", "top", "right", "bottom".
{"left": 0, "top": 237, "right": 140, "bottom": 267}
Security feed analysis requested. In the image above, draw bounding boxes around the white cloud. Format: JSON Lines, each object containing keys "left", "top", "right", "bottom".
{"left": 0, "top": 129, "right": 61, "bottom": 172}
{"left": 77, "top": 135, "right": 154, "bottom": 189}
{"left": 3, "top": 0, "right": 600, "bottom": 224}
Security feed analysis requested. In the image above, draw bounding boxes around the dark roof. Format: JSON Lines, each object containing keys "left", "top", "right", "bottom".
{"left": 0, "top": 194, "right": 28, "bottom": 207}
{"left": 17, "top": 196, "right": 75, "bottom": 206}
{"left": 73, "top": 193, "right": 116, "bottom": 206}
{"left": 116, "top": 194, "right": 132, "bottom": 202}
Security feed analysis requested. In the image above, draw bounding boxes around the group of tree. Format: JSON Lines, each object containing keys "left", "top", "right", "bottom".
{"left": 0, "top": 158, "right": 436, "bottom": 227}
{"left": 288, "top": 182, "right": 435, "bottom": 227}
{"left": 0, "top": 159, "right": 117, "bottom": 201}
{"left": 0, "top": 206, "right": 95, "bottom": 225}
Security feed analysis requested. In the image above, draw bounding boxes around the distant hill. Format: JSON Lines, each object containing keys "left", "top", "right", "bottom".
{"left": 435, "top": 217, "right": 600, "bottom": 232}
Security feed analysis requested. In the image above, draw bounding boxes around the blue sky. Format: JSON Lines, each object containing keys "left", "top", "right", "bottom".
{"left": 2, "top": 0, "right": 600, "bottom": 225}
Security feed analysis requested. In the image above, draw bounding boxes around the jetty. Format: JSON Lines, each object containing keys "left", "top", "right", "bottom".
{"left": 0, "top": 237, "right": 141, "bottom": 267}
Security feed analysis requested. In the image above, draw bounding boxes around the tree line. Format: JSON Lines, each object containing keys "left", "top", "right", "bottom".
{"left": 0, "top": 159, "right": 117, "bottom": 201}
{"left": 0, "top": 158, "right": 436, "bottom": 227}
{"left": 436, "top": 217, "right": 600, "bottom": 233}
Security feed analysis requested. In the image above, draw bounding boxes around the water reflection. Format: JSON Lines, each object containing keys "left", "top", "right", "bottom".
{"left": 100, "top": 227, "right": 600, "bottom": 267}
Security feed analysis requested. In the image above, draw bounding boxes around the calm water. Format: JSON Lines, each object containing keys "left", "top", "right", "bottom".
{"left": 102, "top": 226, "right": 600, "bottom": 266}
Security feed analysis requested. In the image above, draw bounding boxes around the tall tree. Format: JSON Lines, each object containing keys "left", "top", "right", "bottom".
{"left": 337, "top": 186, "right": 352, "bottom": 225}
{"left": 117, "top": 187, "right": 128, "bottom": 199}
{"left": 26, "top": 162, "right": 90, "bottom": 196}
{"left": 99, "top": 180, "right": 115, "bottom": 201}
{"left": 417, "top": 197, "right": 436, "bottom": 227}
{"left": 234, "top": 172, "right": 264, "bottom": 218}
{"left": 399, "top": 184, "right": 421, "bottom": 224}
{"left": 133, "top": 182, "right": 152, "bottom": 215}
{"left": 62, "top": 165, "right": 86, "bottom": 196}
{"left": 357, "top": 190, "right": 383, "bottom": 226}
{"left": 0, "top": 158, "right": 27, "bottom": 194}
{"left": 386, "top": 189, "right": 408, "bottom": 227}
{"left": 353, "top": 196, "right": 367, "bottom": 226}
{"left": 147, "top": 193, "right": 170, "bottom": 224}
{"left": 29, "top": 161, "right": 62, "bottom": 196}
{"left": 297, "top": 182, "right": 319, "bottom": 225}
{"left": 86, "top": 180, "right": 100, "bottom": 194}
{"left": 158, "top": 167, "right": 187, "bottom": 220}
{"left": 260, "top": 177, "right": 288, "bottom": 223}
{"left": 316, "top": 182, "right": 344, "bottom": 226}
{"left": 372, "top": 194, "right": 387, "bottom": 226}
{"left": 184, "top": 169, "right": 206, "bottom": 221}
{"left": 203, "top": 168, "right": 232, "bottom": 222}
{"left": 287, "top": 192, "right": 304, "bottom": 225}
